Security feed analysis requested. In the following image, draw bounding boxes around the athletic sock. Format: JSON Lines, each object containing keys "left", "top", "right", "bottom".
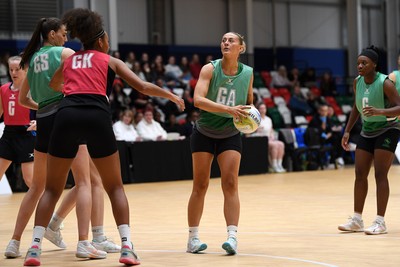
{"left": 353, "top": 212, "right": 362, "bottom": 221}
{"left": 189, "top": 226, "right": 199, "bottom": 239}
{"left": 92, "top": 226, "right": 106, "bottom": 242}
{"left": 31, "top": 226, "right": 46, "bottom": 248}
{"left": 375, "top": 215, "right": 385, "bottom": 224}
{"left": 118, "top": 224, "right": 131, "bottom": 248}
{"left": 48, "top": 213, "right": 64, "bottom": 231}
{"left": 227, "top": 225, "right": 237, "bottom": 239}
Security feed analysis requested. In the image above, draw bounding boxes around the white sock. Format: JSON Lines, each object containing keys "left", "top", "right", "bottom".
{"left": 31, "top": 226, "right": 46, "bottom": 248}
{"left": 353, "top": 212, "right": 362, "bottom": 221}
{"left": 48, "top": 213, "right": 64, "bottom": 231}
{"left": 92, "top": 226, "right": 106, "bottom": 242}
{"left": 189, "top": 226, "right": 199, "bottom": 239}
{"left": 78, "top": 240, "right": 91, "bottom": 247}
{"left": 272, "top": 159, "right": 278, "bottom": 169}
{"left": 277, "top": 159, "right": 283, "bottom": 168}
{"left": 227, "top": 225, "right": 237, "bottom": 239}
{"left": 376, "top": 215, "right": 385, "bottom": 223}
{"left": 118, "top": 224, "right": 131, "bottom": 248}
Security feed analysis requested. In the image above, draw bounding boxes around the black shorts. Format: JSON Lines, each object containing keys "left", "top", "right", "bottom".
{"left": 35, "top": 113, "right": 56, "bottom": 153}
{"left": 190, "top": 127, "right": 242, "bottom": 156}
{"left": 0, "top": 133, "right": 35, "bottom": 163}
{"left": 357, "top": 128, "right": 400, "bottom": 154}
{"left": 48, "top": 106, "right": 117, "bottom": 158}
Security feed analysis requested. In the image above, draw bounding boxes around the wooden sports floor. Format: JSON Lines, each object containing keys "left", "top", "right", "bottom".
{"left": 0, "top": 166, "right": 399, "bottom": 267}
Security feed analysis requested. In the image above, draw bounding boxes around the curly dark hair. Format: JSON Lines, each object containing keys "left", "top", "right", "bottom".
{"left": 62, "top": 8, "right": 104, "bottom": 50}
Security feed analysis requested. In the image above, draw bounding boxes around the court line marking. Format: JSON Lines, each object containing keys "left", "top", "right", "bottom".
{"left": 137, "top": 249, "right": 338, "bottom": 267}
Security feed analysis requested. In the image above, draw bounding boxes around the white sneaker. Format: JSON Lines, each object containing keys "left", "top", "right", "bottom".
{"left": 277, "top": 165, "right": 287, "bottom": 173}
{"left": 335, "top": 157, "right": 345, "bottom": 168}
{"left": 338, "top": 216, "right": 364, "bottom": 232}
{"left": 4, "top": 239, "right": 21, "bottom": 258}
{"left": 76, "top": 241, "right": 107, "bottom": 259}
{"left": 186, "top": 237, "right": 207, "bottom": 253}
{"left": 44, "top": 227, "right": 67, "bottom": 249}
{"left": 92, "top": 237, "right": 121, "bottom": 253}
{"left": 222, "top": 237, "right": 237, "bottom": 255}
{"left": 364, "top": 220, "right": 387, "bottom": 235}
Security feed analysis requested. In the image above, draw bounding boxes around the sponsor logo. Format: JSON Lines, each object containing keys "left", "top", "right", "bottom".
{"left": 382, "top": 138, "right": 391, "bottom": 148}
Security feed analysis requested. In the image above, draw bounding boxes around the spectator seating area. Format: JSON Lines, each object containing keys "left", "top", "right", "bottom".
{"left": 252, "top": 70, "right": 353, "bottom": 130}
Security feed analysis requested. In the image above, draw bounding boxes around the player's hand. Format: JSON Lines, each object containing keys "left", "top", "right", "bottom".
{"left": 362, "top": 106, "right": 380, "bottom": 117}
{"left": 229, "top": 105, "right": 251, "bottom": 121}
{"left": 341, "top": 132, "right": 350, "bottom": 151}
{"left": 172, "top": 95, "right": 185, "bottom": 111}
{"left": 27, "top": 120, "right": 37, "bottom": 131}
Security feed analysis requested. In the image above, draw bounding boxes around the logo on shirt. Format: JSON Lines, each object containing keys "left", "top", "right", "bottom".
{"left": 226, "top": 78, "right": 234, "bottom": 85}
{"left": 10, "top": 94, "right": 16, "bottom": 100}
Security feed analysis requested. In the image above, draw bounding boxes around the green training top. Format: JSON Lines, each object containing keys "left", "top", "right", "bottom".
{"left": 27, "top": 46, "right": 64, "bottom": 109}
{"left": 392, "top": 70, "right": 400, "bottom": 91}
{"left": 196, "top": 59, "right": 253, "bottom": 138}
{"left": 355, "top": 72, "right": 400, "bottom": 137}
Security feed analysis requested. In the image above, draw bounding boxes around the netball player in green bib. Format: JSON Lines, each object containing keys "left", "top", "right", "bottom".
{"left": 339, "top": 46, "right": 400, "bottom": 235}
{"left": 388, "top": 53, "right": 400, "bottom": 89}
{"left": 187, "top": 32, "right": 253, "bottom": 255}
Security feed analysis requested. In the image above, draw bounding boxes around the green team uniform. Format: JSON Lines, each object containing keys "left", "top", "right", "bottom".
{"left": 195, "top": 59, "right": 253, "bottom": 139}
{"left": 392, "top": 70, "right": 400, "bottom": 90}
{"left": 27, "top": 46, "right": 64, "bottom": 115}
{"left": 355, "top": 72, "right": 400, "bottom": 137}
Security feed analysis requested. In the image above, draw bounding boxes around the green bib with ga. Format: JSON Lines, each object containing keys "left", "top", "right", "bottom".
{"left": 196, "top": 59, "right": 253, "bottom": 138}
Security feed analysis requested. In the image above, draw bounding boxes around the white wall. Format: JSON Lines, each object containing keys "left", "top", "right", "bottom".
{"left": 116, "top": 0, "right": 148, "bottom": 44}
{"left": 71, "top": 0, "right": 385, "bottom": 50}
{"left": 173, "top": 0, "right": 227, "bottom": 45}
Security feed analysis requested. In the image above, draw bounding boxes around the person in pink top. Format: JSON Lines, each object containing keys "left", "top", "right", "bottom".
{"left": 0, "top": 56, "right": 34, "bottom": 188}
{"left": 23, "top": 8, "right": 184, "bottom": 266}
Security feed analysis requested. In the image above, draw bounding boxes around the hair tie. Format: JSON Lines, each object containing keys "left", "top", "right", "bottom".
{"left": 359, "top": 49, "right": 379, "bottom": 63}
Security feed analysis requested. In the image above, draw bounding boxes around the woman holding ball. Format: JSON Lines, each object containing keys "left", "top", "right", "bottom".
{"left": 187, "top": 32, "right": 253, "bottom": 255}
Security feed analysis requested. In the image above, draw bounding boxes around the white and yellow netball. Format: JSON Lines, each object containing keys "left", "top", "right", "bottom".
{"left": 233, "top": 106, "right": 261, "bottom": 134}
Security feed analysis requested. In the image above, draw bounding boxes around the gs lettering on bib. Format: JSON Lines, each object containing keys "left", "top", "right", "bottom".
{"left": 63, "top": 51, "right": 110, "bottom": 96}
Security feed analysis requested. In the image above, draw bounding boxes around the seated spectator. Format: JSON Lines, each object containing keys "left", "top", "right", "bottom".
{"left": 181, "top": 109, "right": 199, "bottom": 138}
{"left": 140, "top": 52, "right": 149, "bottom": 65}
{"left": 307, "top": 90, "right": 326, "bottom": 114}
{"left": 113, "top": 110, "right": 142, "bottom": 142}
{"left": 189, "top": 53, "right": 202, "bottom": 79}
{"left": 251, "top": 103, "right": 286, "bottom": 173}
{"left": 179, "top": 56, "right": 192, "bottom": 89}
{"left": 165, "top": 55, "right": 183, "bottom": 84}
{"left": 308, "top": 104, "right": 344, "bottom": 168}
{"left": 109, "top": 78, "right": 130, "bottom": 121}
{"left": 124, "top": 51, "right": 137, "bottom": 70}
{"left": 133, "top": 111, "right": 143, "bottom": 129}
{"left": 289, "top": 84, "right": 313, "bottom": 116}
{"left": 270, "top": 65, "right": 292, "bottom": 89}
{"left": 136, "top": 109, "right": 168, "bottom": 141}
{"left": 327, "top": 105, "right": 343, "bottom": 134}
{"left": 300, "top": 67, "right": 317, "bottom": 88}
{"left": 319, "top": 71, "right": 337, "bottom": 96}
{"left": 133, "top": 61, "right": 146, "bottom": 81}
{"left": 141, "top": 61, "right": 152, "bottom": 82}
{"left": 164, "top": 114, "right": 184, "bottom": 134}
{"left": 288, "top": 67, "right": 300, "bottom": 87}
